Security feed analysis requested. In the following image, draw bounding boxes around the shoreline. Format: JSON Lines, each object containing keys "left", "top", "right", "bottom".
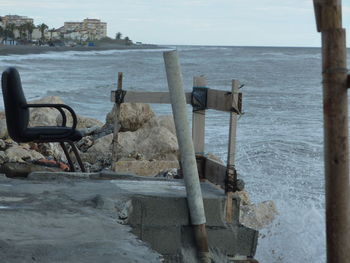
{"left": 0, "top": 43, "right": 165, "bottom": 56}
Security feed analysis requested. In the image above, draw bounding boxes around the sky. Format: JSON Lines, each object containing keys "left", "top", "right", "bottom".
{"left": 0, "top": 0, "right": 349, "bottom": 47}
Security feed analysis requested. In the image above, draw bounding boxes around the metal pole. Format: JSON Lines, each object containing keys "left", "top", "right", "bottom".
{"left": 313, "top": 0, "right": 350, "bottom": 261}
{"left": 163, "top": 50, "right": 210, "bottom": 262}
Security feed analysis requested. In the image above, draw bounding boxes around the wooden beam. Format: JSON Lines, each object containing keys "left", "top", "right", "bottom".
{"left": 225, "top": 79, "right": 240, "bottom": 223}
{"left": 192, "top": 76, "right": 207, "bottom": 155}
{"left": 313, "top": 0, "right": 323, "bottom": 32}
{"left": 111, "top": 91, "right": 192, "bottom": 104}
{"left": 111, "top": 89, "right": 235, "bottom": 112}
{"left": 111, "top": 72, "right": 123, "bottom": 167}
{"left": 207, "top": 89, "right": 233, "bottom": 112}
{"left": 204, "top": 158, "right": 227, "bottom": 189}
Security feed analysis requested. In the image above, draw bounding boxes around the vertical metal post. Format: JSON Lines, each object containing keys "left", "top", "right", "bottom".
{"left": 112, "top": 72, "right": 123, "bottom": 169}
{"left": 313, "top": 0, "right": 350, "bottom": 261}
{"left": 163, "top": 50, "right": 210, "bottom": 263}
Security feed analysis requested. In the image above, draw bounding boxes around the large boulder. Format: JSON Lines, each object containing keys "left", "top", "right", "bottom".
{"left": 5, "top": 145, "right": 45, "bottom": 163}
{"left": 106, "top": 103, "right": 155, "bottom": 132}
{"left": 28, "top": 96, "right": 65, "bottom": 127}
{"left": 81, "top": 134, "right": 113, "bottom": 164}
{"left": 56, "top": 114, "right": 104, "bottom": 129}
{"left": 117, "top": 118, "right": 178, "bottom": 161}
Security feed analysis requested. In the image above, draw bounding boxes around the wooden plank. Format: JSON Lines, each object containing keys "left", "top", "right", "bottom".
{"left": 204, "top": 158, "right": 227, "bottom": 189}
{"left": 192, "top": 76, "right": 206, "bottom": 155}
{"left": 111, "top": 91, "right": 192, "bottom": 104}
{"left": 111, "top": 72, "right": 123, "bottom": 168}
{"left": 111, "top": 88, "right": 236, "bottom": 113}
{"left": 207, "top": 89, "right": 233, "bottom": 112}
{"left": 227, "top": 80, "right": 240, "bottom": 165}
{"left": 225, "top": 79, "right": 240, "bottom": 223}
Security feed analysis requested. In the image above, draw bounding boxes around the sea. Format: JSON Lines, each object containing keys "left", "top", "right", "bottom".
{"left": 0, "top": 45, "right": 349, "bottom": 262}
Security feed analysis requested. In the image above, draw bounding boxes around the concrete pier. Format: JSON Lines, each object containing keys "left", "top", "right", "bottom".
{"left": 0, "top": 172, "right": 258, "bottom": 262}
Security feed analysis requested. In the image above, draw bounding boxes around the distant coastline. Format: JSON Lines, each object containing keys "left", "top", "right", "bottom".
{"left": 0, "top": 43, "right": 163, "bottom": 56}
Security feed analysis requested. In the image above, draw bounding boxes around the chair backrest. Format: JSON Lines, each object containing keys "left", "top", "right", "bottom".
{"left": 1, "top": 67, "right": 29, "bottom": 142}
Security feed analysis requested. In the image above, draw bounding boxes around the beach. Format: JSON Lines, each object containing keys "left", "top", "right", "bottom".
{"left": 0, "top": 43, "right": 160, "bottom": 56}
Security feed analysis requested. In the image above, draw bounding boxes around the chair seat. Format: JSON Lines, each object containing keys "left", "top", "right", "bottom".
{"left": 24, "top": 127, "right": 83, "bottom": 142}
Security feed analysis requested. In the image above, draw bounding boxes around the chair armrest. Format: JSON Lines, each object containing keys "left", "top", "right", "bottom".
{"left": 23, "top": 103, "right": 77, "bottom": 130}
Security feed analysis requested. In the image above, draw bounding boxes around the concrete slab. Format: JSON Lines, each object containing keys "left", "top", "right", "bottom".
{"left": 0, "top": 172, "right": 258, "bottom": 262}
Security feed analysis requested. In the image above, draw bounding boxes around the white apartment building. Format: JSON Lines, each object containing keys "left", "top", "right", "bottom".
{"left": 1, "top": 15, "right": 33, "bottom": 27}
{"left": 63, "top": 18, "right": 107, "bottom": 40}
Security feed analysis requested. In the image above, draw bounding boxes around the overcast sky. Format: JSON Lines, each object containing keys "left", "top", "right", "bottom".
{"left": 1, "top": 0, "right": 349, "bottom": 47}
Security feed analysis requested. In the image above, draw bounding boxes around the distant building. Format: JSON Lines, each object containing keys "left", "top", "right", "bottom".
{"left": 1, "top": 15, "right": 33, "bottom": 27}
{"left": 63, "top": 18, "right": 107, "bottom": 40}
{"left": 0, "top": 17, "right": 4, "bottom": 28}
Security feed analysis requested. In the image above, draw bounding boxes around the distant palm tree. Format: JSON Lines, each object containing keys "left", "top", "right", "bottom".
{"left": 18, "top": 24, "right": 27, "bottom": 40}
{"left": 116, "top": 32, "right": 122, "bottom": 40}
{"left": 49, "top": 28, "right": 55, "bottom": 40}
{"left": 124, "top": 36, "right": 132, "bottom": 45}
{"left": 37, "top": 23, "right": 48, "bottom": 42}
{"left": 6, "top": 23, "right": 16, "bottom": 44}
{"left": 24, "top": 22, "right": 35, "bottom": 41}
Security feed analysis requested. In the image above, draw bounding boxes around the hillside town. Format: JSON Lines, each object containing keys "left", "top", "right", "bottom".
{"left": 0, "top": 15, "right": 132, "bottom": 46}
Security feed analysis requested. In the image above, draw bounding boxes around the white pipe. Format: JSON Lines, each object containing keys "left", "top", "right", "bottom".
{"left": 163, "top": 50, "right": 206, "bottom": 225}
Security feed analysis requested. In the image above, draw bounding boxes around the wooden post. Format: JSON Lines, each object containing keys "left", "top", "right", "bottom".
{"left": 111, "top": 72, "right": 123, "bottom": 169}
{"left": 192, "top": 76, "right": 207, "bottom": 155}
{"left": 313, "top": 0, "right": 350, "bottom": 261}
{"left": 225, "top": 79, "right": 240, "bottom": 223}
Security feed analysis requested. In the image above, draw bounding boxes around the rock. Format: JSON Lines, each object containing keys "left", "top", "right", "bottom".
{"left": 154, "top": 168, "right": 180, "bottom": 179}
{"left": 0, "top": 162, "right": 67, "bottom": 178}
{"left": 28, "top": 96, "right": 65, "bottom": 127}
{"left": 76, "top": 136, "right": 94, "bottom": 152}
{"left": 56, "top": 115, "right": 103, "bottom": 129}
{"left": 34, "top": 143, "right": 66, "bottom": 162}
{"left": 0, "top": 119, "right": 8, "bottom": 139}
{"left": 156, "top": 115, "right": 176, "bottom": 135}
{"left": 114, "top": 160, "right": 179, "bottom": 177}
{"left": 240, "top": 200, "right": 278, "bottom": 230}
{"left": 81, "top": 134, "right": 113, "bottom": 164}
{"left": 106, "top": 103, "right": 155, "bottom": 132}
{"left": 5, "top": 145, "right": 45, "bottom": 163}
{"left": 0, "top": 151, "right": 7, "bottom": 164}
{"left": 117, "top": 121, "right": 178, "bottom": 161}
{"left": 0, "top": 139, "right": 7, "bottom": 150}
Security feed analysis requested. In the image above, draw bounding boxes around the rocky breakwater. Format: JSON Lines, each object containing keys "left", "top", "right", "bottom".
{"left": 0, "top": 96, "right": 277, "bottom": 230}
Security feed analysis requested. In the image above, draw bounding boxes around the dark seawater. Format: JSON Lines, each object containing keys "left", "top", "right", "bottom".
{"left": 1, "top": 46, "right": 349, "bottom": 262}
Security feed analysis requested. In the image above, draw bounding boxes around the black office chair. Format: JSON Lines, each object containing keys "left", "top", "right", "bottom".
{"left": 1, "top": 67, "right": 85, "bottom": 172}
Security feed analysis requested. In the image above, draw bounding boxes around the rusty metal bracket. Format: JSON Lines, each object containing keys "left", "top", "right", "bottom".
{"left": 191, "top": 87, "right": 208, "bottom": 111}
{"left": 114, "top": 89, "right": 127, "bottom": 104}
{"left": 226, "top": 165, "right": 244, "bottom": 192}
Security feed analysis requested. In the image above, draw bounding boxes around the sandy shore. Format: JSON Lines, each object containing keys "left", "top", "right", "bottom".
{"left": 0, "top": 43, "right": 162, "bottom": 56}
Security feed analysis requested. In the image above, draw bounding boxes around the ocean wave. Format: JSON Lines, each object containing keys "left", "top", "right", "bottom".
{"left": 261, "top": 52, "right": 321, "bottom": 60}
{"left": 0, "top": 47, "right": 172, "bottom": 62}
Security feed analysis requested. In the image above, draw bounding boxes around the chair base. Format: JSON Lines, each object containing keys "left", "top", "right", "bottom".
{"left": 60, "top": 142, "right": 86, "bottom": 172}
